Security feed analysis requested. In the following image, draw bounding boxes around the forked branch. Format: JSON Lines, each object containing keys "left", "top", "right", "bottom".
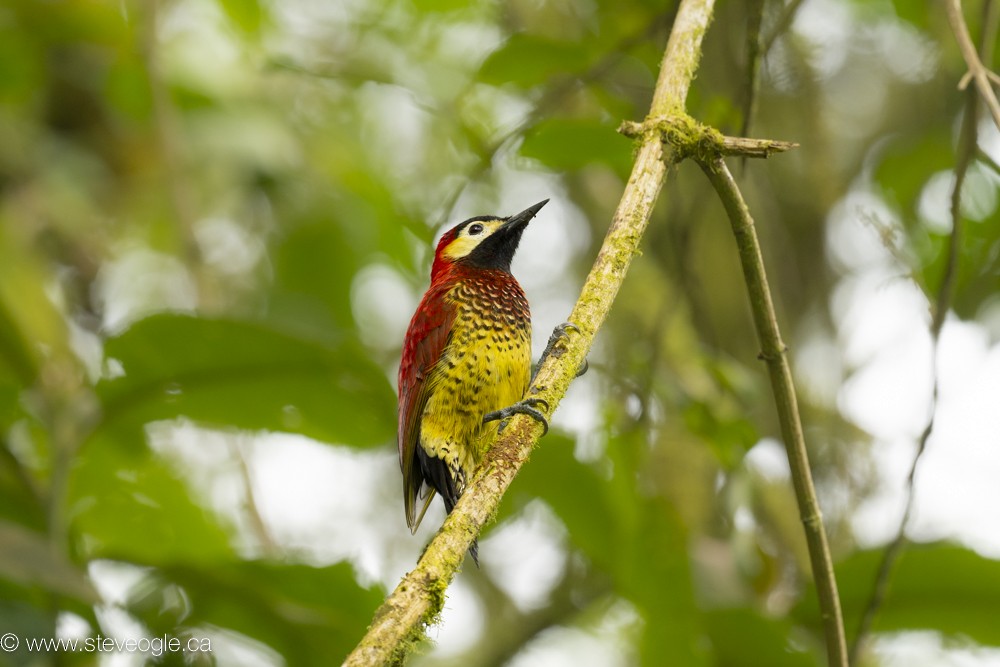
{"left": 344, "top": 0, "right": 848, "bottom": 664}
{"left": 945, "top": 0, "right": 1000, "bottom": 131}
{"left": 342, "top": 0, "right": 717, "bottom": 663}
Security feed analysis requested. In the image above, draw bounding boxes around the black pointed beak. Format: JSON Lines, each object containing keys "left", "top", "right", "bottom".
{"left": 466, "top": 199, "right": 548, "bottom": 271}
{"left": 501, "top": 199, "right": 549, "bottom": 233}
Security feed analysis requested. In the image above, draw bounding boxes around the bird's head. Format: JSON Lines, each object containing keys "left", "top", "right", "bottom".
{"left": 430, "top": 199, "right": 548, "bottom": 280}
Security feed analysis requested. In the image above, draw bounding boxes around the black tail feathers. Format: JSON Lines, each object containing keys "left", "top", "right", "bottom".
{"left": 417, "top": 447, "right": 480, "bottom": 567}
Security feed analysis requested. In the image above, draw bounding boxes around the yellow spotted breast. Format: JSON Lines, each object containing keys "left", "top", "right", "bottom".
{"left": 418, "top": 270, "right": 532, "bottom": 485}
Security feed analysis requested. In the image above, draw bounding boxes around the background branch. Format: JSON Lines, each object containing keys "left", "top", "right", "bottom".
{"left": 341, "top": 0, "right": 717, "bottom": 664}
{"left": 944, "top": 0, "right": 1000, "bottom": 131}
{"left": 849, "top": 0, "right": 999, "bottom": 662}
{"left": 140, "top": 0, "right": 200, "bottom": 265}
{"left": 697, "top": 156, "right": 849, "bottom": 667}
{"left": 740, "top": 0, "right": 766, "bottom": 144}
{"left": 761, "top": 0, "right": 806, "bottom": 54}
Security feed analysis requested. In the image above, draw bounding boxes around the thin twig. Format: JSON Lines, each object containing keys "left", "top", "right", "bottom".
{"left": 848, "top": 1, "right": 998, "bottom": 662}
{"left": 847, "top": 408, "right": 934, "bottom": 665}
{"left": 697, "top": 156, "right": 848, "bottom": 667}
{"left": 230, "top": 436, "right": 278, "bottom": 556}
{"left": 976, "top": 146, "right": 1000, "bottom": 175}
{"left": 741, "top": 0, "right": 766, "bottom": 143}
{"left": 936, "top": 114, "right": 979, "bottom": 337}
{"left": 341, "top": 1, "right": 717, "bottom": 664}
{"left": 619, "top": 117, "right": 798, "bottom": 157}
{"left": 719, "top": 135, "right": 799, "bottom": 157}
{"left": 761, "top": 0, "right": 806, "bottom": 54}
{"left": 944, "top": 0, "right": 1000, "bottom": 132}
{"left": 141, "top": 0, "right": 202, "bottom": 268}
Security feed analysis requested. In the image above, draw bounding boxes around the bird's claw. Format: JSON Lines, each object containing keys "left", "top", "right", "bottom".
{"left": 484, "top": 397, "right": 550, "bottom": 435}
{"left": 549, "top": 322, "right": 580, "bottom": 347}
{"left": 533, "top": 321, "right": 588, "bottom": 381}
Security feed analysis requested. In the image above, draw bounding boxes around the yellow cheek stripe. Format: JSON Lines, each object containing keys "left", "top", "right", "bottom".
{"left": 441, "top": 219, "right": 505, "bottom": 260}
{"left": 441, "top": 236, "right": 479, "bottom": 260}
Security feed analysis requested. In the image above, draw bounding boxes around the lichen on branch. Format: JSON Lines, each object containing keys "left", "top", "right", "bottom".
{"left": 618, "top": 115, "right": 798, "bottom": 160}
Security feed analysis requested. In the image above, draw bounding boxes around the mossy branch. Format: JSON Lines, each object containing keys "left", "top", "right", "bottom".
{"left": 341, "top": 0, "right": 717, "bottom": 664}
{"left": 619, "top": 116, "right": 798, "bottom": 159}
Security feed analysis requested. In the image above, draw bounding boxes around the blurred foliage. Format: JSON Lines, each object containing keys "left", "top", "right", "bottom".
{"left": 795, "top": 542, "right": 1000, "bottom": 648}
{"left": 1, "top": 0, "right": 999, "bottom": 665}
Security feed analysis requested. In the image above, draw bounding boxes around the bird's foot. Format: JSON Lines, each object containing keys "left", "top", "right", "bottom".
{"left": 532, "top": 322, "right": 588, "bottom": 383}
{"left": 483, "top": 397, "right": 550, "bottom": 435}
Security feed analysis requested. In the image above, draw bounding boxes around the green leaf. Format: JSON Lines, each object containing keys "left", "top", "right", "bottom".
{"left": 795, "top": 542, "right": 1000, "bottom": 647}
{"left": 96, "top": 314, "right": 395, "bottom": 448}
{"left": 419, "top": 0, "right": 476, "bottom": 12}
{"left": 681, "top": 399, "right": 758, "bottom": 470}
{"left": 479, "top": 35, "right": 591, "bottom": 88}
{"left": 506, "top": 433, "right": 705, "bottom": 665}
{"left": 269, "top": 218, "right": 362, "bottom": 342}
{"left": 889, "top": 0, "right": 931, "bottom": 29}
{"left": 503, "top": 432, "right": 618, "bottom": 569}
{"left": 0, "top": 435, "right": 47, "bottom": 531}
{"left": 104, "top": 57, "right": 152, "bottom": 121}
{"left": 129, "top": 561, "right": 383, "bottom": 665}
{"left": 0, "top": 593, "right": 59, "bottom": 667}
{"left": 630, "top": 500, "right": 706, "bottom": 667}
{"left": 68, "top": 438, "right": 234, "bottom": 565}
{"left": 217, "top": 0, "right": 263, "bottom": 36}
{"left": 0, "top": 25, "right": 44, "bottom": 104}
{"left": 874, "top": 129, "right": 954, "bottom": 218}
{"left": 521, "top": 118, "right": 633, "bottom": 177}
{"left": 0, "top": 519, "right": 98, "bottom": 604}
{"left": 919, "top": 208, "right": 1000, "bottom": 321}
{"left": 706, "top": 608, "right": 818, "bottom": 667}
{"left": 0, "top": 382, "right": 22, "bottom": 435}
{"left": 0, "top": 251, "right": 64, "bottom": 388}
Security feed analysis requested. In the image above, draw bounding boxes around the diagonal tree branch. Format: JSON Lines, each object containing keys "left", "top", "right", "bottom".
{"left": 341, "top": 0, "right": 716, "bottom": 664}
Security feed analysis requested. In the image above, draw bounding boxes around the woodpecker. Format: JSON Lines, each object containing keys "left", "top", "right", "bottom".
{"left": 398, "top": 200, "right": 551, "bottom": 563}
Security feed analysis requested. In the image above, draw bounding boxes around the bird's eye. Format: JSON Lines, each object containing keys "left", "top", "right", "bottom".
{"left": 468, "top": 223, "right": 484, "bottom": 236}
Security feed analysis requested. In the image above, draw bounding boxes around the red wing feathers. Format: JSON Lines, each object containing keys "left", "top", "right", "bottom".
{"left": 397, "top": 280, "right": 457, "bottom": 531}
